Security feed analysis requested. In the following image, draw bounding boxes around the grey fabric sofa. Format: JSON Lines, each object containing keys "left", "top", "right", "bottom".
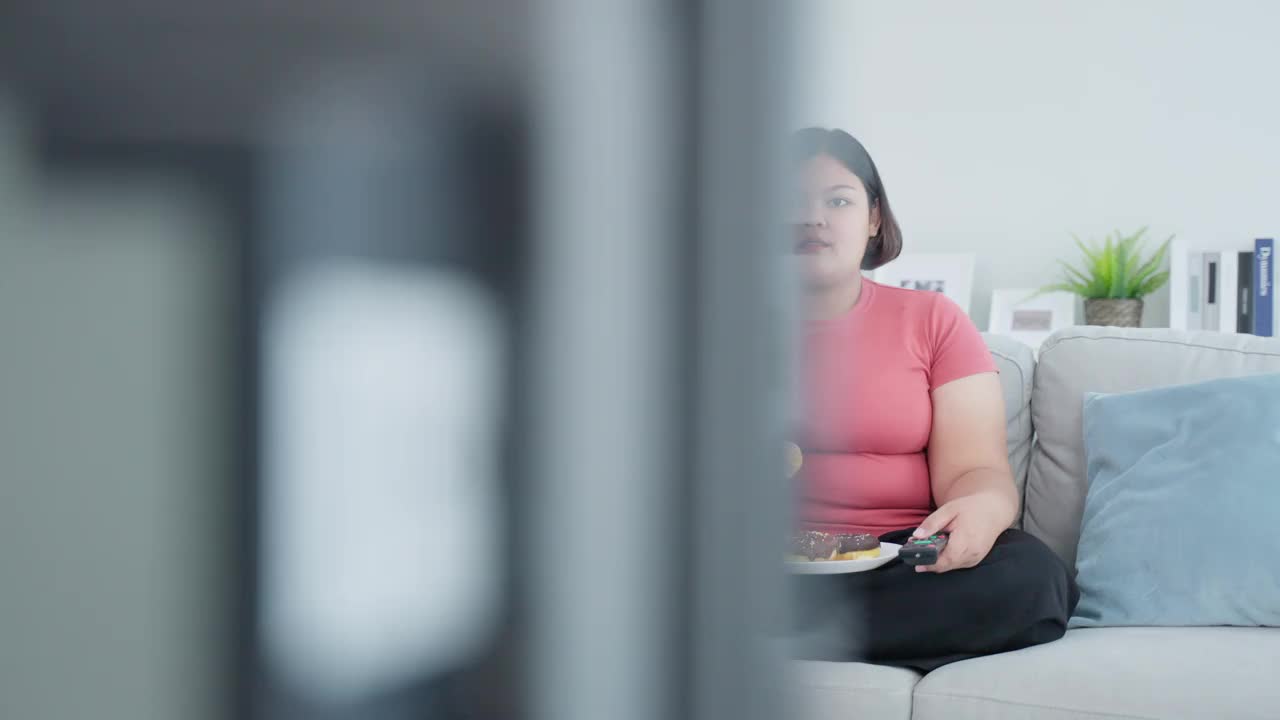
{"left": 795, "top": 325, "right": 1280, "bottom": 720}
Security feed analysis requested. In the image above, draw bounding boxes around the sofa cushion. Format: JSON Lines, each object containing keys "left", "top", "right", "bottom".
{"left": 982, "top": 333, "right": 1035, "bottom": 526}
{"left": 912, "top": 626, "right": 1280, "bottom": 720}
{"left": 1024, "top": 327, "right": 1280, "bottom": 568}
{"left": 792, "top": 660, "right": 920, "bottom": 720}
{"left": 1073, "top": 374, "right": 1280, "bottom": 628}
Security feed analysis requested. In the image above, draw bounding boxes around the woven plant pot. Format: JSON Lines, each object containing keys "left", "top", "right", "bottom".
{"left": 1084, "top": 298, "right": 1143, "bottom": 327}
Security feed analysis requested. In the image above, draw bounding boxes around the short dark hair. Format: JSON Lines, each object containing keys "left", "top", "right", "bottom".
{"left": 792, "top": 127, "right": 902, "bottom": 270}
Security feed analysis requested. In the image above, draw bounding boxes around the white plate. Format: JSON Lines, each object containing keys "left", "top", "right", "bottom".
{"left": 786, "top": 542, "right": 900, "bottom": 574}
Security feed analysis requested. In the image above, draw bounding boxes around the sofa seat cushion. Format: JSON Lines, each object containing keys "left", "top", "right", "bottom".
{"left": 792, "top": 660, "right": 920, "bottom": 720}
{"left": 912, "top": 627, "right": 1280, "bottom": 720}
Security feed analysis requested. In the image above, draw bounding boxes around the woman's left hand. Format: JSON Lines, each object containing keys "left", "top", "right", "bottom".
{"left": 909, "top": 491, "right": 1009, "bottom": 573}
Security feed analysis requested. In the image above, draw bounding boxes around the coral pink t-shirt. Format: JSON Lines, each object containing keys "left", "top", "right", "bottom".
{"left": 797, "top": 279, "right": 997, "bottom": 537}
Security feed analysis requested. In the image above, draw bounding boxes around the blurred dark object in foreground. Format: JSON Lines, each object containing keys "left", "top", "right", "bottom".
{"left": 0, "top": 0, "right": 529, "bottom": 144}
{"left": 3, "top": 4, "right": 532, "bottom": 720}
{"left": 1, "top": 1, "right": 794, "bottom": 719}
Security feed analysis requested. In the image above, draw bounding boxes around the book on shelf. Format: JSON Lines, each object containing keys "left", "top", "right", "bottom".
{"left": 1237, "top": 251, "right": 1253, "bottom": 334}
{"left": 1169, "top": 242, "right": 1279, "bottom": 335}
{"left": 1172, "top": 240, "right": 1259, "bottom": 330}
{"left": 1187, "top": 251, "right": 1203, "bottom": 331}
{"left": 1218, "top": 251, "right": 1237, "bottom": 334}
{"left": 1202, "top": 252, "right": 1220, "bottom": 332}
{"left": 1256, "top": 238, "right": 1274, "bottom": 337}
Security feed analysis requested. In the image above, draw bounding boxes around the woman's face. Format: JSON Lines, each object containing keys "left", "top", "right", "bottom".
{"left": 795, "top": 153, "right": 880, "bottom": 288}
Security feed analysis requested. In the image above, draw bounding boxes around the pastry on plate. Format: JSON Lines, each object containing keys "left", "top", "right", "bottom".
{"left": 787, "top": 530, "right": 881, "bottom": 562}
{"left": 785, "top": 442, "right": 803, "bottom": 478}
{"left": 787, "top": 530, "right": 839, "bottom": 562}
{"left": 832, "top": 533, "right": 880, "bottom": 560}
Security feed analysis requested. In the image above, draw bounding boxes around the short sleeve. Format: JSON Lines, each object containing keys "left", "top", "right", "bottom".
{"left": 926, "top": 294, "right": 997, "bottom": 390}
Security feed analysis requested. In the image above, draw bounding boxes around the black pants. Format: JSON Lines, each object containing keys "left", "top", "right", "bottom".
{"left": 790, "top": 528, "right": 1079, "bottom": 673}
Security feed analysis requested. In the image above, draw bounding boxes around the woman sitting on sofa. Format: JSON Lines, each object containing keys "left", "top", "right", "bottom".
{"left": 790, "top": 128, "right": 1079, "bottom": 671}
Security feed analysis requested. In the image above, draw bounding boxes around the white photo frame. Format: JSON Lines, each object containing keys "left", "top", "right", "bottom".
{"left": 871, "top": 253, "right": 976, "bottom": 315}
{"left": 988, "top": 288, "right": 1076, "bottom": 351}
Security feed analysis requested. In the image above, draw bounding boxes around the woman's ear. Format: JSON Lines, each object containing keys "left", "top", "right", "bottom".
{"left": 868, "top": 201, "right": 882, "bottom": 239}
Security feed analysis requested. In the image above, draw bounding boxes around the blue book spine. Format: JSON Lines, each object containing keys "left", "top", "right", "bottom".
{"left": 1255, "top": 238, "right": 1274, "bottom": 336}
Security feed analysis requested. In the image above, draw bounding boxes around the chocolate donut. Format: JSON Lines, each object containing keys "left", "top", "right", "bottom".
{"left": 833, "top": 533, "right": 880, "bottom": 560}
{"left": 788, "top": 530, "right": 839, "bottom": 561}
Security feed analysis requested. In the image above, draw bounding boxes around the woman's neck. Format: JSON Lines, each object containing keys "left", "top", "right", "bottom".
{"left": 806, "top": 274, "right": 863, "bottom": 321}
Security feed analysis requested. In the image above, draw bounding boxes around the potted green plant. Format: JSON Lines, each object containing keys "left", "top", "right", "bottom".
{"left": 1039, "top": 227, "right": 1173, "bottom": 327}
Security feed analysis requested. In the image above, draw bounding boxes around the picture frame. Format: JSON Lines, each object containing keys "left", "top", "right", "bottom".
{"left": 871, "top": 252, "right": 976, "bottom": 315}
{"left": 987, "top": 288, "right": 1076, "bottom": 351}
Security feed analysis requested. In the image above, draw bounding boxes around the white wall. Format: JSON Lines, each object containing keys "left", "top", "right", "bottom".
{"left": 793, "top": 0, "right": 1280, "bottom": 329}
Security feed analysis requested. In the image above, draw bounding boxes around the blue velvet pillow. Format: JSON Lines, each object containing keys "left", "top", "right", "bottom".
{"left": 1070, "top": 373, "right": 1280, "bottom": 629}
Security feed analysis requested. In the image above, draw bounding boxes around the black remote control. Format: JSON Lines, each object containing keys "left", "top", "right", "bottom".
{"left": 899, "top": 533, "right": 948, "bottom": 565}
